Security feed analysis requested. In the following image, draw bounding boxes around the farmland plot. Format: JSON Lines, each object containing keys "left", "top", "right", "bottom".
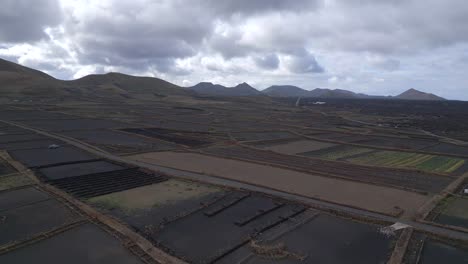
{"left": 347, "top": 151, "right": 466, "bottom": 174}
{"left": 129, "top": 151, "right": 429, "bottom": 216}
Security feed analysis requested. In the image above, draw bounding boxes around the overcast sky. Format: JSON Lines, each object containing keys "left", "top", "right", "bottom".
{"left": 1, "top": 0, "right": 468, "bottom": 99}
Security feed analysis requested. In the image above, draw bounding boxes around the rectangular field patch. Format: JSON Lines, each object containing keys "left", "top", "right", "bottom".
{"left": 347, "top": 151, "right": 466, "bottom": 174}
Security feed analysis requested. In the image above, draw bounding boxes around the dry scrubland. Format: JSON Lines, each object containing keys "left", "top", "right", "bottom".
{"left": 129, "top": 151, "right": 429, "bottom": 216}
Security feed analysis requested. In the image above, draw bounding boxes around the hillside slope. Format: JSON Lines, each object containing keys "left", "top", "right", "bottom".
{"left": 396, "top": 88, "right": 445, "bottom": 101}
{"left": 0, "top": 58, "right": 191, "bottom": 101}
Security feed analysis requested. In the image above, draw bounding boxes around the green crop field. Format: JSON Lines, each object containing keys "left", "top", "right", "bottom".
{"left": 347, "top": 150, "right": 465, "bottom": 173}
{"left": 301, "top": 146, "right": 374, "bottom": 161}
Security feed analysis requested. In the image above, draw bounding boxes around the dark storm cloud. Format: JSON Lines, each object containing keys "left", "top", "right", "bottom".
{"left": 328, "top": 0, "right": 468, "bottom": 54}
{"left": 254, "top": 54, "right": 280, "bottom": 70}
{"left": 0, "top": 0, "right": 62, "bottom": 43}
{"left": 64, "top": 0, "right": 213, "bottom": 73}
{"left": 205, "top": 0, "right": 322, "bottom": 15}
{"left": 61, "top": 0, "right": 325, "bottom": 72}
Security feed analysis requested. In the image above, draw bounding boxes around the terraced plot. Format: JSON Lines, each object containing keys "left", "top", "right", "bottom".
{"left": 347, "top": 151, "right": 466, "bottom": 174}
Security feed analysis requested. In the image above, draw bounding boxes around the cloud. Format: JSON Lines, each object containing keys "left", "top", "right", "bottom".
{"left": 1, "top": 0, "right": 468, "bottom": 99}
{"left": 204, "top": 0, "right": 321, "bottom": 16}
{"left": 0, "top": 0, "right": 62, "bottom": 43}
{"left": 254, "top": 54, "right": 280, "bottom": 69}
{"left": 366, "top": 55, "right": 401, "bottom": 71}
{"left": 60, "top": 0, "right": 214, "bottom": 72}
{"left": 283, "top": 50, "right": 324, "bottom": 74}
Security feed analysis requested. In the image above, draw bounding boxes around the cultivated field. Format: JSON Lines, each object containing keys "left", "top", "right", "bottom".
{"left": 348, "top": 151, "right": 466, "bottom": 174}
{"left": 258, "top": 139, "right": 336, "bottom": 154}
{"left": 302, "top": 145, "right": 466, "bottom": 174}
{"left": 300, "top": 145, "right": 374, "bottom": 160}
{"left": 201, "top": 146, "right": 452, "bottom": 193}
{"left": 128, "top": 151, "right": 429, "bottom": 216}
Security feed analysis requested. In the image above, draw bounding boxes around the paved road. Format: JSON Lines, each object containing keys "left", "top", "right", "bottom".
{"left": 3, "top": 119, "right": 468, "bottom": 242}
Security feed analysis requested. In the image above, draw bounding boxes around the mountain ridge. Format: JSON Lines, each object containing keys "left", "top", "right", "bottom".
{"left": 260, "top": 84, "right": 443, "bottom": 100}
{"left": 188, "top": 82, "right": 262, "bottom": 97}
{"left": 0, "top": 57, "right": 448, "bottom": 101}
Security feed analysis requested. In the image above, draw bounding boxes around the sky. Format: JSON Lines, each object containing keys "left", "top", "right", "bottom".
{"left": 1, "top": 0, "right": 468, "bottom": 100}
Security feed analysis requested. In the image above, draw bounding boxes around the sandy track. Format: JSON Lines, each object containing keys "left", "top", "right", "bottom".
{"left": 128, "top": 152, "right": 429, "bottom": 217}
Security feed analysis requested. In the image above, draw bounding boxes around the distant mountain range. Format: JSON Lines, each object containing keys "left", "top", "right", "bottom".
{"left": 189, "top": 82, "right": 262, "bottom": 97}
{"left": 0, "top": 57, "right": 447, "bottom": 101}
{"left": 190, "top": 83, "right": 446, "bottom": 101}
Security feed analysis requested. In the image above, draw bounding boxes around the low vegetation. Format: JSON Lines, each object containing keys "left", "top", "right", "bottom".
{"left": 347, "top": 151, "right": 465, "bottom": 173}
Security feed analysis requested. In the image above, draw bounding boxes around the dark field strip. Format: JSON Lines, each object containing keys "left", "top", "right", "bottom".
{"left": 0, "top": 110, "right": 74, "bottom": 121}
{"left": 421, "top": 143, "right": 468, "bottom": 157}
{"left": 202, "top": 146, "right": 453, "bottom": 193}
{"left": 0, "top": 133, "right": 48, "bottom": 143}
{"left": 38, "top": 160, "right": 126, "bottom": 180}
{"left": 231, "top": 131, "right": 297, "bottom": 142}
{"left": 121, "top": 128, "right": 216, "bottom": 147}
{"left": 62, "top": 129, "right": 178, "bottom": 154}
{"left": 0, "top": 139, "right": 66, "bottom": 151}
{"left": 9, "top": 146, "right": 97, "bottom": 168}
{"left": 245, "top": 137, "right": 303, "bottom": 147}
{"left": 48, "top": 168, "right": 168, "bottom": 198}
{"left": 17, "top": 118, "right": 130, "bottom": 132}
{"left": 0, "top": 126, "right": 33, "bottom": 135}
